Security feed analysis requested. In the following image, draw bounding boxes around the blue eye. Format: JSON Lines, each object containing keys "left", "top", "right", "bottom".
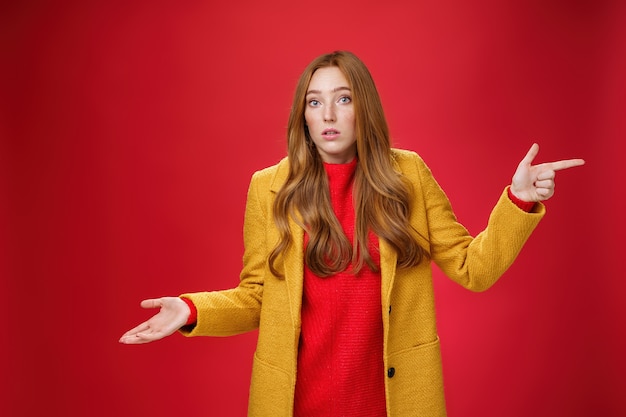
{"left": 339, "top": 96, "right": 351, "bottom": 104}
{"left": 309, "top": 99, "right": 320, "bottom": 106}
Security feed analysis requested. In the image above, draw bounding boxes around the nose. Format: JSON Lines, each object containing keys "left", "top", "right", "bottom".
{"left": 323, "top": 103, "right": 336, "bottom": 122}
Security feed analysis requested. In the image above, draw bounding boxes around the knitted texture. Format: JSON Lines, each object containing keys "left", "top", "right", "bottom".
{"left": 294, "top": 158, "right": 386, "bottom": 417}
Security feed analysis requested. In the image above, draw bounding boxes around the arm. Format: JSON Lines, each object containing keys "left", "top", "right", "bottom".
{"left": 416, "top": 144, "right": 583, "bottom": 291}
{"left": 119, "top": 169, "right": 272, "bottom": 343}
{"left": 178, "top": 169, "right": 270, "bottom": 337}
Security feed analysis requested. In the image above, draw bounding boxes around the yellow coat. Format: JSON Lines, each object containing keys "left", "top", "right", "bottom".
{"left": 181, "top": 149, "right": 545, "bottom": 416}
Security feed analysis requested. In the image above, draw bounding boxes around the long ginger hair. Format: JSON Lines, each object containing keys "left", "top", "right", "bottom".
{"left": 269, "top": 51, "right": 428, "bottom": 277}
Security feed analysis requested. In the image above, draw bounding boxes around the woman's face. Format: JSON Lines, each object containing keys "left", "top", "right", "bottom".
{"left": 304, "top": 66, "right": 357, "bottom": 164}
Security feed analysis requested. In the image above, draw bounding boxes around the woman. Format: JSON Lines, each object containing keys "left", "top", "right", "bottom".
{"left": 120, "top": 51, "right": 584, "bottom": 416}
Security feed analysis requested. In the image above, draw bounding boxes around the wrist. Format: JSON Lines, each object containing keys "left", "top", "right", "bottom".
{"left": 180, "top": 297, "right": 197, "bottom": 326}
{"left": 507, "top": 187, "right": 536, "bottom": 212}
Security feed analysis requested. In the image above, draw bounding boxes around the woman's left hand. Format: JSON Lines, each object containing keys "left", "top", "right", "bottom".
{"left": 510, "top": 143, "right": 585, "bottom": 202}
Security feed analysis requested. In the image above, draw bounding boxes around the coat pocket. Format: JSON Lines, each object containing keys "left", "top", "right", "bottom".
{"left": 247, "top": 352, "right": 294, "bottom": 417}
{"left": 386, "top": 337, "right": 447, "bottom": 416}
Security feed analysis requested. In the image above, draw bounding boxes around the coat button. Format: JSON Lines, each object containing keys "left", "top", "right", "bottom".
{"left": 387, "top": 367, "right": 395, "bottom": 378}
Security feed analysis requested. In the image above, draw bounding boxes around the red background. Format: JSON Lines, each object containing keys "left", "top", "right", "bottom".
{"left": 2, "top": 1, "right": 625, "bottom": 416}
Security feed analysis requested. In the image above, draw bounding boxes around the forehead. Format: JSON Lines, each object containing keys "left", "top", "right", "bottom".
{"left": 307, "top": 66, "right": 350, "bottom": 92}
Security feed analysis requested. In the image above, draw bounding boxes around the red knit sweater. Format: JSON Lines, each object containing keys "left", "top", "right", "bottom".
{"left": 293, "top": 158, "right": 387, "bottom": 417}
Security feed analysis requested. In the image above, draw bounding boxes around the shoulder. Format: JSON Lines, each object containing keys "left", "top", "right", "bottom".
{"left": 390, "top": 148, "right": 429, "bottom": 174}
{"left": 250, "top": 156, "right": 290, "bottom": 192}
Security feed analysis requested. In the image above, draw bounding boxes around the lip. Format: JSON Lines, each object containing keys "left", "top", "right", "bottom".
{"left": 322, "top": 128, "right": 340, "bottom": 140}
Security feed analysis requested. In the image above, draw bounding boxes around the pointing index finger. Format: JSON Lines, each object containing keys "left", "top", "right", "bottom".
{"left": 543, "top": 158, "right": 586, "bottom": 172}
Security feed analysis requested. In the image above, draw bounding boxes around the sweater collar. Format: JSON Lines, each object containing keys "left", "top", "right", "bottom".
{"left": 323, "top": 157, "right": 357, "bottom": 193}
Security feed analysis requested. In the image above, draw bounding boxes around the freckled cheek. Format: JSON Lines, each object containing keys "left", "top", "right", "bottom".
{"left": 343, "top": 111, "right": 356, "bottom": 128}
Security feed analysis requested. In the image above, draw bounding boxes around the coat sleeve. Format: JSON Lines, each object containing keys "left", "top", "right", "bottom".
{"left": 179, "top": 169, "right": 271, "bottom": 337}
{"left": 406, "top": 150, "right": 545, "bottom": 292}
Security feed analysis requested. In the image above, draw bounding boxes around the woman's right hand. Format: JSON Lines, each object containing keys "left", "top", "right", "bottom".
{"left": 119, "top": 297, "right": 191, "bottom": 344}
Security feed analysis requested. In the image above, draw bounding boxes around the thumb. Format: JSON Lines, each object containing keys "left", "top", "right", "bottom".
{"left": 519, "top": 143, "right": 539, "bottom": 167}
{"left": 140, "top": 298, "right": 162, "bottom": 309}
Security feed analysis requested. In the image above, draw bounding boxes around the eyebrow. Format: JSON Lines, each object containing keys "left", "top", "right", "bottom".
{"left": 306, "top": 86, "right": 351, "bottom": 96}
